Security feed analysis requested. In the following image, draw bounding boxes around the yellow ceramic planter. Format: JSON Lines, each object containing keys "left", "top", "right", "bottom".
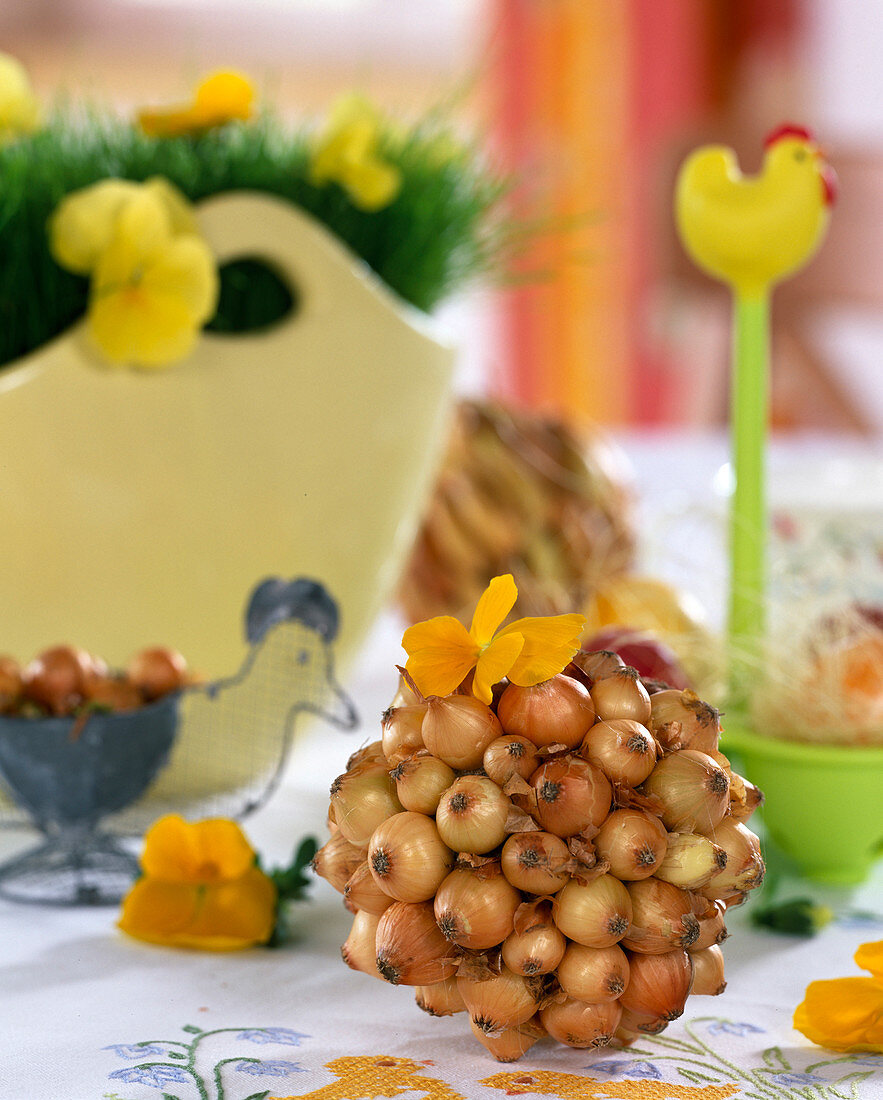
{"left": 0, "top": 193, "right": 455, "bottom": 816}
{"left": 722, "top": 722, "right": 883, "bottom": 885}
{"left": 0, "top": 192, "right": 454, "bottom": 680}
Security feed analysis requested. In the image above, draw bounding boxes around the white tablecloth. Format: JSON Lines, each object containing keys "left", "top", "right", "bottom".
{"left": 2, "top": 433, "right": 883, "bottom": 1100}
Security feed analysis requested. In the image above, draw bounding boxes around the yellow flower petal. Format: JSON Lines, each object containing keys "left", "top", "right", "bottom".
{"left": 141, "top": 815, "right": 256, "bottom": 883}
{"left": 137, "top": 70, "right": 254, "bottom": 138}
{"left": 856, "top": 940, "right": 883, "bottom": 980}
{"left": 192, "top": 70, "right": 254, "bottom": 126}
{"left": 0, "top": 53, "right": 40, "bottom": 143}
{"left": 470, "top": 574, "right": 518, "bottom": 648}
{"left": 309, "top": 94, "right": 401, "bottom": 211}
{"left": 503, "top": 612, "right": 586, "bottom": 686}
{"left": 142, "top": 235, "right": 219, "bottom": 324}
{"left": 118, "top": 869, "right": 275, "bottom": 950}
{"left": 145, "top": 177, "right": 199, "bottom": 237}
{"left": 48, "top": 179, "right": 142, "bottom": 276}
{"left": 402, "top": 615, "right": 478, "bottom": 698}
{"left": 88, "top": 282, "right": 199, "bottom": 367}
{"left": 794, "top": 976, "right": 883, "bottom": 1052}
{"left": 342, "top": 158, "right": 402, "bottom": 212}
{"left": 473, "top": 632, "right": 524, "bottom": 705}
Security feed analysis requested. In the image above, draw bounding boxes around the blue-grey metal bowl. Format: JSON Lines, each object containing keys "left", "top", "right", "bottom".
{"left": 0, "top": 695, "right": 178, "bottom": 831}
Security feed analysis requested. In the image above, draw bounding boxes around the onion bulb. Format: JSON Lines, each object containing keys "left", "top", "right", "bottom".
{"left": 341, "top": 909, "right": 382, "bottom": 978}
{"left": 539, "top": 997, "right": 622, "bottom": 1049}
{"left": 375, "top": 901, "right": 459, "bottom": 986}
{"left": 529, "top": 756, "right": 612, "bottom": 837}
{"left": 500, "top": 831, "right": 571, "bottom": 895}
{"left": 367, "top": 812, "right": 454, "bottom": 903}
{"left": 691, "top": 900, "right": 728, "bottom": 951}
{"left": 572, "top": 649, "right": 626, "bottom": 683}
{"left": 469, "top": 1017, "right": 543, "bottom": 1061}
{"left": 422, "top": 694, "right": 502, "bottom": 770}
{"left": 330, "top": 760, "right": 403, "bottom": 847}
{"left": 343, "top": 861, "right": 395, "bottom": 915}
{"left": 415, "top": 976, "right": 466, "bottom": 1016}
{"left": 501, "top": 918, "right": 567, "bottom": 976}
{"left": 688, "top": 944, "right": 727, "bottom": 995}
{"left": 381, "top": 703, "right": 427, "bottom": 765}
{"left": 311, "top": 832, "right": 365, "bottom": 894}
{"left": 126, "top": 646, "right": 188, "bottom": 700}
{"left": 580, "top": 719, "right": 658, "bottom": 786}
{"left": 483, "top": 735, "right": 542, "bottom": 786}
{"left": 458, "top": 966, "right": 539, "bottom": 1032}
{"left": 0, "top": 656, "right": 22, "bottom": 712}
{"left": 434, "top": 863, "right": 520, "bottom": 949}
{"left": 391, "top": 754, "right": 455, "bottom": 815}
{"left": 655, "top": 832, "right": 728, "bottom": 890}
{"left": 436, "top": 775, "right": 510, "bottom": 854}
{"left": 497, "top": 674, "right": 596, "bottom": 750}
{"left": 590, "top": 666, "right": 652, "bottom": 724}
{"left": 553, "top": 874, "right": 633, "bottom": 948}
{"left": 593, "top": 808, "right": 668, "bottom": 881}
{"left": 696, "top": 820, "right": 764, "bottom": 898}
{"left": 622, "top": 878, "right": 701, "bottom": 953}
{"left": 641, "top": 749, "right": 729, "bottom": 835}
{"left": 649, "top": 689, "right": 720, "bottom": 754}
{"left": 22, "top": 645, "right": 95, "bottom": 715}
{"left": 620, "top": 949, "right": 693, "bottom": 1021}
{"left": 557, "top": 942, "right": 630, "bottom": 1003}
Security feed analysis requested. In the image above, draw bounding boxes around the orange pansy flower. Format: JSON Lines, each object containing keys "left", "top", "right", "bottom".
{"left": 402, "top": 573, "right": 586, "bottom": 705}
{"left": 118, "top": 814, "right": 276, "bottom": 951}
{"left": 793, "top": 939, "right": 883, "bottom": 1052}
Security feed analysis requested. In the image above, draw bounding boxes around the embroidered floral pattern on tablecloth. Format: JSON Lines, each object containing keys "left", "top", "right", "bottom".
{"left": 102, "top": 1016, "right": 883, "bottom": 1100}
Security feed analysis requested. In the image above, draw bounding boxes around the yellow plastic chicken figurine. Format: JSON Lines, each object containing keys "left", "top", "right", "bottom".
{"left": 676, "top": 124, "right": 837, "bottom": 298}
{"left": 674, "top": 125, "right": 837, "bottom": 709}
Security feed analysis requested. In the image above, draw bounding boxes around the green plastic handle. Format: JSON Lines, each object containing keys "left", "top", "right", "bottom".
{"left": 728, "top": 292, "right": 769, "bottom": 703}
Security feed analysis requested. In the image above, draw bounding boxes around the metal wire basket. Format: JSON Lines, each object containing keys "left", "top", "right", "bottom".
{"left": 0, "top": 577, "right": 357, "bottom": 905}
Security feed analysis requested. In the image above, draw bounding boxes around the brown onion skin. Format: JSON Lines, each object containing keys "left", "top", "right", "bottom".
{"left": 594, "top": 808, "right": 669, "bottom": 881}
{"left": 590, "top": 667, "right": 652, "bottom": 724}
{"left": 620, "top": 949, "right": 694, "bottom": 1021}
{"left": 126, "top": 646, "right": 188, "bottom": 700}
{"left": 621, "top": 878, "right": 701, "bottom": 954}
{"left": 375, "top": 901, "right": 459, "bottom": 986}
{"left": 497, "top": 675, "right": 596, "bottom": 750}
{"left": 580, "top": 718, "right": 658, "bottom": 786}
{"left": 649, "top": 689, "right": 721, "bottom": 754}
{"left": 422, "top": 694, "right": 502, "bottom": 770}
{"left": 500, "top": 831, "right": 571, "bottom": 895}
{"left": 540, "top": 997, "right": 622, "bottom": 1049}
{"left": 528, "top": 756, "right": 612, "bottom": 837}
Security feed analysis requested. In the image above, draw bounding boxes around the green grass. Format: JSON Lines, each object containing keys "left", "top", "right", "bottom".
{"left": 0, "top": 108, "right": 508, "bottom": 368}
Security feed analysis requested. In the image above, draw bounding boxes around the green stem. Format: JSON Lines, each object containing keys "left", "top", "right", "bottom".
{"left": 728, "top": 291, "right": 770, "bottom": 708}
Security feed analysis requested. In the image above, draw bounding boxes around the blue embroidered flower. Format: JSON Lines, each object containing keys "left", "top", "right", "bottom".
{"left": 104, "top": 1043, "right": 168, "bottom": 1059}
{"left": 848, "top": 1054, "right": 883, "bottom": 1068}
{"left": 108, "top": 1064, "right": 191, "bottom": 1087}
{"left": 234, "top": 1059, "right": 305, "bottom": 1077}
{"left": 588, "top": 1059, "right": 662, "bottom": 1080}
{"left": 770, "top": 1072, "right": 825, "bottom": 1086}
{"left": 707, "top": 1020, "right": 766, "bottom": 1036}
{"left": 236, "top": 1027, "right": 310, "bottom": 1046}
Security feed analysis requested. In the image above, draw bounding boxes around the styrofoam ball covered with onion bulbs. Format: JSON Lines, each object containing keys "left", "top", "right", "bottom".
{"left": 314, "top": 649, "right": 764, "bottom": 1062}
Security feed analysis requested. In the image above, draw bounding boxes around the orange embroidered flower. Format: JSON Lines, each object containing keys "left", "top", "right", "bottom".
{"left": 793, "top": 939, "right": 883, "bottom": 1052}
{"left": 402, "top": 573, "right": 586, "bottom": 705}
{"left": 118, "top": 815, "right": 276, "bottom": 951}
{"left": 137, "top": 70, "right": 254, "bottom": 138}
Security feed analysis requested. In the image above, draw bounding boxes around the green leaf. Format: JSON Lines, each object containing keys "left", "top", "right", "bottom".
{"left": 751, "top": 898, "right": 834, "bottom": 936}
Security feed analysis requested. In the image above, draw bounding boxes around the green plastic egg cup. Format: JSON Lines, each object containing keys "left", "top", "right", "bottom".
{"left": 722, "top": 722, "right": 883, "bottom": 886}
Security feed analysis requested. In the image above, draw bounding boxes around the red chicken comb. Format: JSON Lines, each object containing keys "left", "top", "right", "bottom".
{"left": 763, "top": 123, "right": 815, "bottom": 148}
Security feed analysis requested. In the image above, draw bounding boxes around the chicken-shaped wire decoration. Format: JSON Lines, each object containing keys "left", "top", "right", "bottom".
{"left": 675, "top": 125, "right": 836, "bottom": 703}
{"left": 0, "top": 577, "right": 358, "bottom": 905}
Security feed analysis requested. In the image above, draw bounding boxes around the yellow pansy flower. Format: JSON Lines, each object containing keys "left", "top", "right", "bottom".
{"left": 0, "top": 52, "right": 40, "bottom": 143}
{"left": 118, "top": 815, "right": 277, "bottom": 951}
{"left": 49, "top": 177, "right": 197, "bottom": 276}
{"left": 137, "top": 70, "right": 255, "bottom": 138}
{"left": 86, "top": 185, "right": 218, "bottom": 368}
{"left": 794, "top": 939, "right": 883, "bottom": 1052}
{"left": 310, "top": 94, "right": 401, "bottom": 211}
{"left": 402, "top": 573, "right": 586, "bottom": 704}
